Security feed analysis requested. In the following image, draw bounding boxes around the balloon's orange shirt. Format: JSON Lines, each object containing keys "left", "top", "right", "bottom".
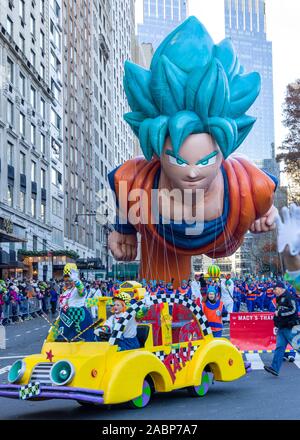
{"left": 110, "top": 156, "right": 276, "bottom": 287}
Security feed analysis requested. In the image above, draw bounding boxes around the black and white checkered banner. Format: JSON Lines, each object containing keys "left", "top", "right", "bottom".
{"left": 19, "top": 382, "right": 40, "bottom": 400}
{"left": 108, "top": 293, "right": 212, "bottom": 346}
{"left": 154, "top": 344, "right": 200, "bottom": 363}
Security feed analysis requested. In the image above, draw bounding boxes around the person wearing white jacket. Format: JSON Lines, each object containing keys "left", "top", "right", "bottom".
{"left": 220, "top": 274, "right": 234, "bottom": 322}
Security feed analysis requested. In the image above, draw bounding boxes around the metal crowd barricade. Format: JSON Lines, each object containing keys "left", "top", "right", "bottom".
{"left": 1, "top": 295, "right": 44, "bottom": 326}
{"left": 28, "top": 297, "right": 42, "bottom": 318}
{"left": 2, "top": 302, "right": 21, "bottom": 324}
{"left": 3, "top": 303, "right": 12, "bottom": 325}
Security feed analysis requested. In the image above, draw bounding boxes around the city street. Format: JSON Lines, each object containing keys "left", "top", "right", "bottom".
{"left": 1, "top": 317, "right": 300, "bottom": 420}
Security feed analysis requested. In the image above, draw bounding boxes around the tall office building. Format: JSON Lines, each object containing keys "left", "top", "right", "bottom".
{"left": 62, "top": 0, "right": 135, "bottom": 276}
{"left": 62, "top": 0, "right": 95, "bottom": 260}
{"left": 137, "top": 0, "right": 188, "bottom": 50}
{"left": 91, "top": 1, "right": 114, "bottom": 270}
{"left": 0, "top": 0, "right": 63, "bottom": 279}
{"left": 225, "top": 0, "right": 274, "bottom": 161}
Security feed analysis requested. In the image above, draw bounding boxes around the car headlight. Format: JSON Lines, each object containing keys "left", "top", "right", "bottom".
{"left": 50, "top": 360, "right": 75, "bottom": 386}
{"left": 8, "top": 360, "right": 26, "bottom": 384}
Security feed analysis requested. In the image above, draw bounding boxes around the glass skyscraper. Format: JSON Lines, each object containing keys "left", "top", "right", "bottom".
{"left": 225, "top": 0, "right": 275, "bottom": 161}
{"left": 137, "top": 0, "right": 188, "bottom": 50}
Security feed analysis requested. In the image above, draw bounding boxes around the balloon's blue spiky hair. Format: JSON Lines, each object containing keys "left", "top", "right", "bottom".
{"left": 123, "top": 16, "right": 260, "bottom": 160}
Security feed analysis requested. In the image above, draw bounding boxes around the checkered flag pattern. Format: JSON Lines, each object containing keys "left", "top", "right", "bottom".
{"left": 67, "top": 307, "right": 85, "bottom": 323}
{"left": 154, "top": 345, "right": 199, "bottom": 363}
{"left": 108, "top": 293, "right": 212, "bottom": 346}
{"left": 19, "top": 382, "right": 40, "bottom": 400}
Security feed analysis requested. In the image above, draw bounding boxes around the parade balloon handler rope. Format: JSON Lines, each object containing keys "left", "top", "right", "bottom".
{"left": 108, "top": 293, "right": 212, "bottom": 346}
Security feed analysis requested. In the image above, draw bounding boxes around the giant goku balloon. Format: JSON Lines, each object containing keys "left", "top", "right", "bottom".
{"left": 108, "top": 17, "right": 278, "bottom": 287}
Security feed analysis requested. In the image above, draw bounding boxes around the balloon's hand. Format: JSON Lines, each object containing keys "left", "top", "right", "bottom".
{"left": 108, "top": 231, "right": 137, "bottom": 261}
{"left": 275, "top": 204, "right": 300, "bottom": 257}
{"left": 249, "top": 205, "right": 278, "bottom": 233}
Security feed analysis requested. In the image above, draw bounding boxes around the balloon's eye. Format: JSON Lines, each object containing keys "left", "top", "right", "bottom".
{"left": 168, "top": 155, "right": 187, "bottom": 167}
{"left": 196, "top": 154, "right": 218, "bottom": 168}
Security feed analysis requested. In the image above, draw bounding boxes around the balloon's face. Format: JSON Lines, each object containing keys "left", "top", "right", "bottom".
{"left": 160, "top": 133, "right": 223, "bottom": 192}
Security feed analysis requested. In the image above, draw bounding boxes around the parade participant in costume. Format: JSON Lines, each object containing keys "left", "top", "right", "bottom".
{"left": 191, "top": 274, "right": 202, "bottom": 306}
{"left": 53, "top": 263, "right": 94, "bottom": 342}
{"left": 0, "top": 280, "right": 6, "bottom": 325}
{"left": 165, "top": 282, "right": 175, "bottom": 295}
{"left": 201, "top": 286, "right": 227, "bottom": 337}
{"left": 233, "top": 284, "right": 241, "bottom": 312}
{"left": 147, "top": 280, "right": 158, "bottom": 296}
{"left": 94, "top": 292, "right": 140, "bottom": 351}
{"left": 110, "top": 281, "right": 120, "bottom": 296}
{"left": 108, "top": 16, "right": 278, "bottom": 288}
{"left": 177, "top": 279, "right": 192, "bottom": 299}
{"left": 157, "top": 280, "right": 166, "bottom": 294}
{"left": 264, "top": 285, "right": 275, "bottom": 311}
{"left": 220, "top": 274, "right": 234, "bottom": 321}
{"left": 264, "top": 205, "right": 300, "bottom": 376}
{"left": 254, "top": 284, "right": 265, "bottom": 311}
{"left": 86, "top": 282, "right": 103, "bottom": 319}
{"left": 245, "top": 283, "right": 257, "bottom": 312}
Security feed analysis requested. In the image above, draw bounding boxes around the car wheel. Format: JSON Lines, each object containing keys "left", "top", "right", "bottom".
{"left": 129, "top": 379, "right": 152, "bottom": 409}
{"left": 187, "top": 371, "right": 214, "bottom": 397}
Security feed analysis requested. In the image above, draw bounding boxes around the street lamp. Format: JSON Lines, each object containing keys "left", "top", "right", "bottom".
{"left": 99, "top": 203, "right": 114, "bottom": 281}
{"left": 74, "top": 211, "right": 97, "bottom": 224}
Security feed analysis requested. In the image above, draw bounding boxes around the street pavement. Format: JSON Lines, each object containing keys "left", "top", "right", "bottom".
{"left": 1, "top": 317, "right": 300, "bottom": 420}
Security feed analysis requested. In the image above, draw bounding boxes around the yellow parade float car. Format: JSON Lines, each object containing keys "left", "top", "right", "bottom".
{"left": 0, "top": 293, "right": 249, "bottom": 408}
{"left": 118, "top": 280, "right": 146, "bottom": 301}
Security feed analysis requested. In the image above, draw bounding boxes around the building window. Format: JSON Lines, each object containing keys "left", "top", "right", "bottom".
{"left": 7, "top": 100, "right": 14, "bottom": 126}
{"left": 30, "top": 14, "right": 36, "bottom": 37}
{"left": 7, "top": 16, "right": 13, "bottom": 36}
{"left": 41, "top": 169, "right": 46, "bottom": 189}
{"left": 20, "top": 191, "right": 26, "bottom": 212}
{"left": 42, "top": 238, "right": 47, "bottom": 250}
{"left": 50, "top": 20, "right": 61, "bottom": 49}
{"left": 31, "top": 196, "right": 36, "bottom": 218}
{"left": 51, "top": 0, "right": 60, "bottom": 18}
{"left": 30, "top": 87, "right": 36, "bottom": 108}
{"left": 40, "top": 31, "right": 45, "bottom": 52}
{"left": 19, "top": 72, "right": 25, "bottom": 96}
{"left": 30, "top": 50, "right": 36, "bottom": 67}
{"left": 31, "top": 160, "right": 36, "bottom": 182}
{"left": 51, "top": 167, "right": 62, "bottom": 189}
{"left": 7, "top": 57, "right": 14, "bottom": 84}
{"left": 20, "top": 151, "right": 26, "bottom": 173}
{"left": 52, "top": 197, "right": 62, "bottom": 218}
{"left": 19, "top": 112, "right": 25, "bottom": 135}
{"left": 52, "top": 227, "right": 63, "bottom": 246}
{"left": 50, "top": 108, "right": 61, "bottom": 132}
{"left": 51, "top": 79, "right": 60, "bottom": 101}
{"left": 30, "top": 124, "right": 36, "bottom": 145}
{"left": 40, "top": 97, "right": 45, "bottom": 118}
{"left": 41, "top": 133, "right": 46, "bottom": 154}
{"left": 19, "top": 33, "right": 25, "bottom": 52}
{"left": 40, "top": 63, "right": 45, "bottom": 80}
{"left": 7, "top": 185, "right": 13, "bottom": 207}
{"left": 19, "top": 0, "right": 25, "bottom": 20}
{"left": 7, "top": 141, "right": 13, "bottom": 166}
{"left": 41, "top": 203, "right": 46, "bottom": 223}
{"left": 33, "top": 235, "right": 38, "bottom": 251}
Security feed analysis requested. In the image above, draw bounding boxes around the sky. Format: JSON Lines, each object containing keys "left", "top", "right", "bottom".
{"left": 135, "top": 0, "right": 300, "bottom": 150}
